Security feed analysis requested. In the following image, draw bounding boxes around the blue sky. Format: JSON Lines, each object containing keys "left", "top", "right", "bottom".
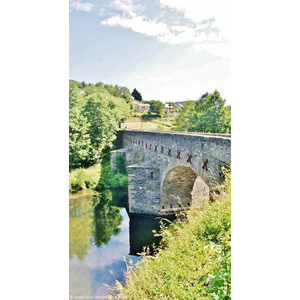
{"left": 70, "top": 0, "right": 231, "bottom": 103}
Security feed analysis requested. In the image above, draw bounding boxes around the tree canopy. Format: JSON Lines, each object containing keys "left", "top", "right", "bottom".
{"left": 174, "top": 90, "right": 231, "bottom": 133}
{"left": 69, "top": 81, "right": 132, "bottom": 171}
{"left": 131, "top": 88, "right": 143, "bottom": 101}
{"left": 148, "top": 100, "right": 165, "bottom": 116}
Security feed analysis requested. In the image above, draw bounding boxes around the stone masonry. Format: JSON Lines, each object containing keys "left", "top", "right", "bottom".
{"left": 111, "top": 130, "right": 231, "bottom": 216}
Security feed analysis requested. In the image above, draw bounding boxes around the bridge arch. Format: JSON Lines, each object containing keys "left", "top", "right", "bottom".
{"left": 160, "top": 165, "right": 209, "bottom": 212}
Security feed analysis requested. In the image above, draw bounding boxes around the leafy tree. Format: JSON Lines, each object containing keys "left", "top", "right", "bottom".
{"left": 81, "top": 81, "right": 86, "bottom": 88}
{"left": 69, "top": 81, "right": 132, "bottom": 171}
{"left": 174, "top": 90, "right": 231, "bottom": 133}
{"left": 149, "top": 100, "right": 165, "bottom": 116}
{"left": 131, "top": 88, "right": 143, "bottom": 101}
{"left": 193, "top": 90, "right": 231, "bottom": 133}
{"left": 69, "top": 84, "right": 97, "bottom": 170}
{"left": 174, "top": 101, "right": 195, "bottom": 131}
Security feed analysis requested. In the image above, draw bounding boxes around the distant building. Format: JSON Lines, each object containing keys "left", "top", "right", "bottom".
{"left": 164, "top": 103, "right": 182, "bottom": 116}
{"left": 133, "top": 100, "right": 150, "bottom": 113}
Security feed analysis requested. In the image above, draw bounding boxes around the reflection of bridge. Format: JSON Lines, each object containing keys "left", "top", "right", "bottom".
{"left": 111, "top": 130, "right": 231, "bottom": 216}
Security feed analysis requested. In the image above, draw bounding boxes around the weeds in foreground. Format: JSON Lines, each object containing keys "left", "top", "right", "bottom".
{"left": 115, "top": 171, "right": 231, "bottom": 300}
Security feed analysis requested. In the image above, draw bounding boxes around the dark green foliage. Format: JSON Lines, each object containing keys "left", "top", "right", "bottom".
{"left": 148, "top": 100, "right": 165, "bottom": 116}
{"left": 131, "top": 88, "right": 143, "bottom": 101}
{"left": 115, "top": 153, "right": 126, "bottom": 174}
{"left": 97, "top": 154, "right": 128, "bottom": 189}
{"left": 93, "top": 190, "right": 123, "bottom": 247}
{"left": 174, "top": 90, "right": 231, "bottom": 133}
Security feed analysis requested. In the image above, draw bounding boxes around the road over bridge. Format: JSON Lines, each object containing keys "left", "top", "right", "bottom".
{"left": 111, "top": 130, "right": 231, "bottom": 216}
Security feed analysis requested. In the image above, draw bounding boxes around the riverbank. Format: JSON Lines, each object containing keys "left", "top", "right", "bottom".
{"left": 69, "top": 154, "right": 128, "bottom": 192}
{"left": 116, "top": 175, "right": 231, "bottom": 300}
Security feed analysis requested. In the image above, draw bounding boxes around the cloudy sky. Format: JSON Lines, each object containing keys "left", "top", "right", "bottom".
{"left": 70, "top": 0, "right": 231, "bottom": 103}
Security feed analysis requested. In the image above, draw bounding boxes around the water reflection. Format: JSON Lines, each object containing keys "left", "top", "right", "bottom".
{"left": 69, "top": 188, "right": 172, "bottom": 297}
{"left": 93, "top": 190, "right": 123, "bottom": 248}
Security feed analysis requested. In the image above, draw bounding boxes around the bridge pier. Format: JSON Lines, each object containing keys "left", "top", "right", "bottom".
{"left": 127, "top": 161, "right": 162, "bottom": 215}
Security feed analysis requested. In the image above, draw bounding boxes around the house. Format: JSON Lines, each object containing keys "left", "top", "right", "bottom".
{"left": 133, "top": 100, "right": 150, "bottom": 113}
{"left": 164, "top": 103, "right": 182, "bottom": 116}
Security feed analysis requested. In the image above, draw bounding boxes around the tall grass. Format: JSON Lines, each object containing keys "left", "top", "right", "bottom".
{"left": 69, "top": 165, "right": 101, "bottom": 191}
{"left": 115, "top": 171, "right": 231, "bottom": 300}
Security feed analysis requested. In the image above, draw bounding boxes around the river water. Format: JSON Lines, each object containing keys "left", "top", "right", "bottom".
{"left": 69, "top": 188, "right": 170, "bottom": 298}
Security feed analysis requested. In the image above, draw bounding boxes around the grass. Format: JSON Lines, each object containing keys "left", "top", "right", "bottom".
{"left": 125, "top": 113, "right": 176, "bottom": 131}
{"left": 114, "top": 173, "right": 231, "bottom": 300}
{"left": 69, "top": 152, "right": 129, "bottom": 191}
{"left": 69, "top": 165, "right": 101, "bottom": 191}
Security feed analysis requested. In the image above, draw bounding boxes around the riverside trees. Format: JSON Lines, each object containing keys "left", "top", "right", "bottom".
{"left": 69, "top": 81, "right": 132, "bottom": 171}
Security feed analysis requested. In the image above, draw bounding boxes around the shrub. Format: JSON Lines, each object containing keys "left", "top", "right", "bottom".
{"left": 116, "top": 173, "right": 231, "bottom": 299}
{"left": 96, "top": 157, "right": 128, "bottom": 189}
{"left": 69, "top": 165, "right": 101, "bottom": 191}
{"left": 115, "top": 153, "right": 126, "bottom": 173}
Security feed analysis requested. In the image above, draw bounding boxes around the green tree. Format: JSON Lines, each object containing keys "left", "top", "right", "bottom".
{"left": 174, "top": 90, "right": 231, "bottom": 133}
{"left": 69, "top": 81, "right": 132, "bottom": 170}
{"left": 131, "top": 88, "right": 143, "bottom": 101}
{"left": 69, "top": 84, "right": 97, "bottom": 170}
{"left": 174, "top": 101, "right": 195, "bottom": 131}
{"left": 84, "top": 92, "right": 119, "bottom": 154}
{"left": 149, "top": 100, "right": 165, "bottom": 116}
{"left": 193, "top": 90, "right": 231, "bottom": 133}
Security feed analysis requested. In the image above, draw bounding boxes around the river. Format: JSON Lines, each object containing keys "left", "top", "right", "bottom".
{"left": 69, "top": 188, "right": 172, "bottom": 298}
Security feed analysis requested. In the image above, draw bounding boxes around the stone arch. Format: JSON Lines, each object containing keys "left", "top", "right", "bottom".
{"left": 133, "top": 150, "right": 145, "bottom": 164}
{"left": 161, "top": 165, "right": 209, "bottom": 212}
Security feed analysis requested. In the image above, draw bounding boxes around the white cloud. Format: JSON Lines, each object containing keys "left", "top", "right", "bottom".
{"left": 100, "top": 0, "right": 230, "bottom": 58}
{"left": 109, "top": 0, "right": 142, "bottom": 16}
{"left": 101, "top": 15, "right": 169, "bottom": 37}
{"left": 158, "top": 0, "right": 230, "bottom": 40}
{"left": 69, "top": 0, "right": 94, "bottom": 12}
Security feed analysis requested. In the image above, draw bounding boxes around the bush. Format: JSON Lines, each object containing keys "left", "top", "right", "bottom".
{"left": 69, "top": 165, "right": 101, "bottom": 191}
{"left": 116, "top": 174, "right": 231, "bottom": 299}
{"left": 115, "top": 153, "right": 126, "bottom": 173}
{"left": 96, "top": 157, "right": 128, "bottom": 189}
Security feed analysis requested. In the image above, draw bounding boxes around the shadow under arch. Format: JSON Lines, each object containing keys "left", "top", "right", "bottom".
{"left": 160, "top": 165, "right": 209, "bottom": 213}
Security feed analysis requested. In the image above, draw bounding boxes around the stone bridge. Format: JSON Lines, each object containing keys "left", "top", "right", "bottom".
{"left": 111, "top": 130, "right": 231, "bottom": 216}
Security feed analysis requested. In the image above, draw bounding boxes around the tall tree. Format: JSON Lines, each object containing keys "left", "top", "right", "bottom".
{"left": 131, "top": 88, "right": 143, "bottom": 101}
